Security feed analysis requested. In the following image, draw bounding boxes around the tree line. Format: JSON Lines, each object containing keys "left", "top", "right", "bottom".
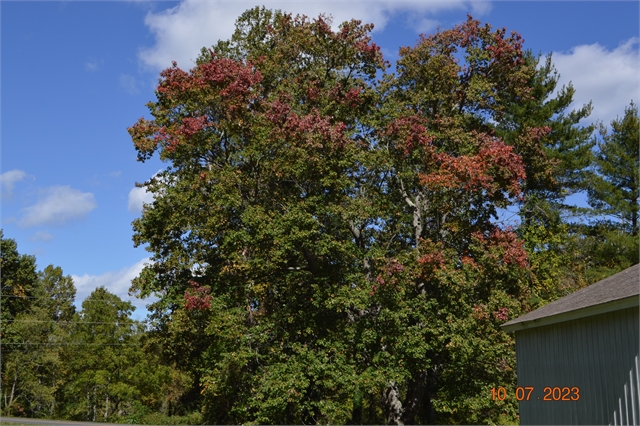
{"left": 0, "top": 232, "right": 201, "bottom": 423}
{"left": 2, "top": 7, "right": 638, "bottom": 424}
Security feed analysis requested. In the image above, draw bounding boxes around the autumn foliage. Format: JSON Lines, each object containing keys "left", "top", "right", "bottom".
{"left": 127, "top": 8, "right": 568, "bottom": 424}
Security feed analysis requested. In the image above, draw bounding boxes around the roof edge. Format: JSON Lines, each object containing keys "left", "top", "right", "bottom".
{"left": 501, "top": 295, "right": 639, "bottom": 333}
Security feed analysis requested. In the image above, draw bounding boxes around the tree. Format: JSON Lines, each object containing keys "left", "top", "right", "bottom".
{"left": 589, "top": 101, "right": 639, "bottom": 235}
{"left": 130, "top": 7, "right": 384, "bottom": 424}
{"left": 0, "top": 231, "right": 39, "bottom": 323}
{"left": 0, "top": 235, "right": 178, "bottom": 422}
{"left": 1, "top": 231, "right": 39, "bottom": 415}
{"left": 0, "top": 233, "right": 77, "bottom": 418}
{"left": 17, "top": 266, "right": 76, "bottom": 417}
{"left": 491, "top": 52, "right": 597, "bottom": 305}
{"left": 564, "top": 101, "right": 640, "bottom": 283}
{"left": 496, "top": 53, "right": 595, "bottom": 209}
{"left": 129, "top": 10, "right": 558, "bottom": 424}
{"left": 368, "top": 17, "right": 534, "bottom": 423}
{"left": 36, "top": 265, "right": 76, "bottom": 323}
{"left": 59, "top": 287, "right": 141, "bottom": 421}
{"left": 2, "top": 305, "right": 64, "bottom": 417}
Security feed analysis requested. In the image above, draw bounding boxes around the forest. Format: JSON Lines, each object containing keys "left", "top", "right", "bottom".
{"left": 1, "top": 7, "right": 639, "bottom": 425}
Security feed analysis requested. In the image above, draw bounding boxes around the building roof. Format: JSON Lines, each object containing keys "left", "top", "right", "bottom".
{"left": 502, "top": 264, "right": 640, "bottom": 332}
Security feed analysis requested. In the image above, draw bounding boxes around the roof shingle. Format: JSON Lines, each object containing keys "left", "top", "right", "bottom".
{"left": 502, "top": 264, "right": 640, "bottom": 329}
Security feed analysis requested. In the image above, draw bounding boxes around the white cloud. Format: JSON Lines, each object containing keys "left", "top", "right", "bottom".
{"left": 119, "top": 74, "right": 141, "bottom": 94}
{"left": 128, "top": 185, "right": 155, "bottom": 213}
{"left": 29, "top": 231, "right": 54, "bottom": 242}
{"left": 72, "top": 258, "right": 156, "bottom": 316}
{"left": 1, "top": 169, "right": 32, "bottom": 197}
{"left": 109, "top": 171, "right": 122, "bottom": 178}
{"left": 128, "top": 170, "right": 166, "bottom": 213}
{"left": 19, "top": 185, "right": 97, "bottom": 228}
{"left": 404, "top": 16, "right": 441, "bottom": 34}
{"left": 552, "top": 38, "right": 639, "bottom": 125}
{"left": 139, "top": 0, "right": 490, "bottom": 72}
{"left": 84, "top": 59, "right": 103, "bottom": 71}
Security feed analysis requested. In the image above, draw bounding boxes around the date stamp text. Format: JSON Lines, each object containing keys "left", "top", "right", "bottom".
{"left": 491, "top": 386, "right": 580, "bottom": 401}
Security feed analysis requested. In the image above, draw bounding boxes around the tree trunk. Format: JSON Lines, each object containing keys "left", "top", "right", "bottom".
{"left": 86, "top": 390, "right": 91, "bottom": 421}
{"left": 92, "top": 386, "right": 97, "bottom": 422}
{"left": 425, "top": 367, "right": 438, "bottom": 424}
{"left": 384, "top": 372, "right": 430, "bottom": 425}
{"left": 398, "top": 178, "right": 424, "bottom": 249}
{"left": 632, "top": 195, "right": 638, "bottom": 236}
{"left": 384, "top": 381, "right": 404, "bottom": 426}
{"left": 50, "top": 370, "right": 56, "bottom": 418}
{"left": 401, "top": 371, "right": 428, "bottom": 425}
{"left": 105, "top": 392, "right": 109, "bottom": 421}
{"left": 8, "top": 370, "right": 18, "bottom": 411}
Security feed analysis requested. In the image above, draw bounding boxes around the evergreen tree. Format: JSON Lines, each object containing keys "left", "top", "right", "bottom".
{"left": 571, "top": 101, "right": 640, "bottom": 283}
{"left": 589, "top": 101, "right": 640, "bottom": 235}
{"left": 497, "top": 53, "right": 595, "bottom": 210}
{"left": 496, "top": 53, "right": 597, "bottom": 304}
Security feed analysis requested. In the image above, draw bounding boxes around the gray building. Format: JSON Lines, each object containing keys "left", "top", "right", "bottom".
{"left": 502, "top": 264, "right": 639, "bottom": 425}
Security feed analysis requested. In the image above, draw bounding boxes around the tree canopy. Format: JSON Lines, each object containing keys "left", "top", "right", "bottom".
{"left": 127, "top": 9, "right": 565, "bottom": 424}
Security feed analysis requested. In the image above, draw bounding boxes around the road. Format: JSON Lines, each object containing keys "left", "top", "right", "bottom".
{"left": 0, "top": 417, "right": 127, "bottom": 426}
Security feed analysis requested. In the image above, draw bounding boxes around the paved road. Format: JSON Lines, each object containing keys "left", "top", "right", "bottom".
{"left": 0, "top": 417, "right": 126, "bottom": 426}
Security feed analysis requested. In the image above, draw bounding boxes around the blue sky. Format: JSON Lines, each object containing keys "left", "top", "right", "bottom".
{"left": 2, "top": 1, "right": 638, "bottom": 318}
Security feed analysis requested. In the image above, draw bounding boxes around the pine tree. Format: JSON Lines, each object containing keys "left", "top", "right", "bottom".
{"left": 589, "top": 101, "right": 640, "bottom": 235}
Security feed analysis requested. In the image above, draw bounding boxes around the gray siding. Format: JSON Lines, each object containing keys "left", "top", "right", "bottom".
{"left": 516, "top": 306, "right": 639, "bottom": 425}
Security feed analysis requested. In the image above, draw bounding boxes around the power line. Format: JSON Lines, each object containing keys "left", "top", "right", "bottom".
{"left": 1, "top": 342, "right": 142, "bottom": 346}
{"left": 1, "top": 320, "right": 150, "bottom": 325}
{"left": 0, "top": 294, "right": 146, "bottom": 303}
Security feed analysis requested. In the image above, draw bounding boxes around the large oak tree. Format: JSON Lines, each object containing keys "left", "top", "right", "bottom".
{"left": 128, "top": 9, "right": 577, "bottom": 424}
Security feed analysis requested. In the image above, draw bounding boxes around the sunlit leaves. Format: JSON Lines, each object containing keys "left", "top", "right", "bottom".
{"left": 128, "top": 8, "right": 563, "bottom": 425}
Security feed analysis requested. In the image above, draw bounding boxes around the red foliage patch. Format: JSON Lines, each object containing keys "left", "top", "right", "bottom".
{"left": 473, "top": 228, "right": 528, "bottom": 269}
{"left": 184, "top": 280, "right": 212, "bottom": 311}
{"left": 419, "top": 133, "right": 525, "bottom": 199}
{"left": 493, "top": 307, "right": 509, "bottom": 321}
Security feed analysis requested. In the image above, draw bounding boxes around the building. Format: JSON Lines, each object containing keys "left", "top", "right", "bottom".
{"left": 502, "top": 264, "right": 639, "bottom": 425}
